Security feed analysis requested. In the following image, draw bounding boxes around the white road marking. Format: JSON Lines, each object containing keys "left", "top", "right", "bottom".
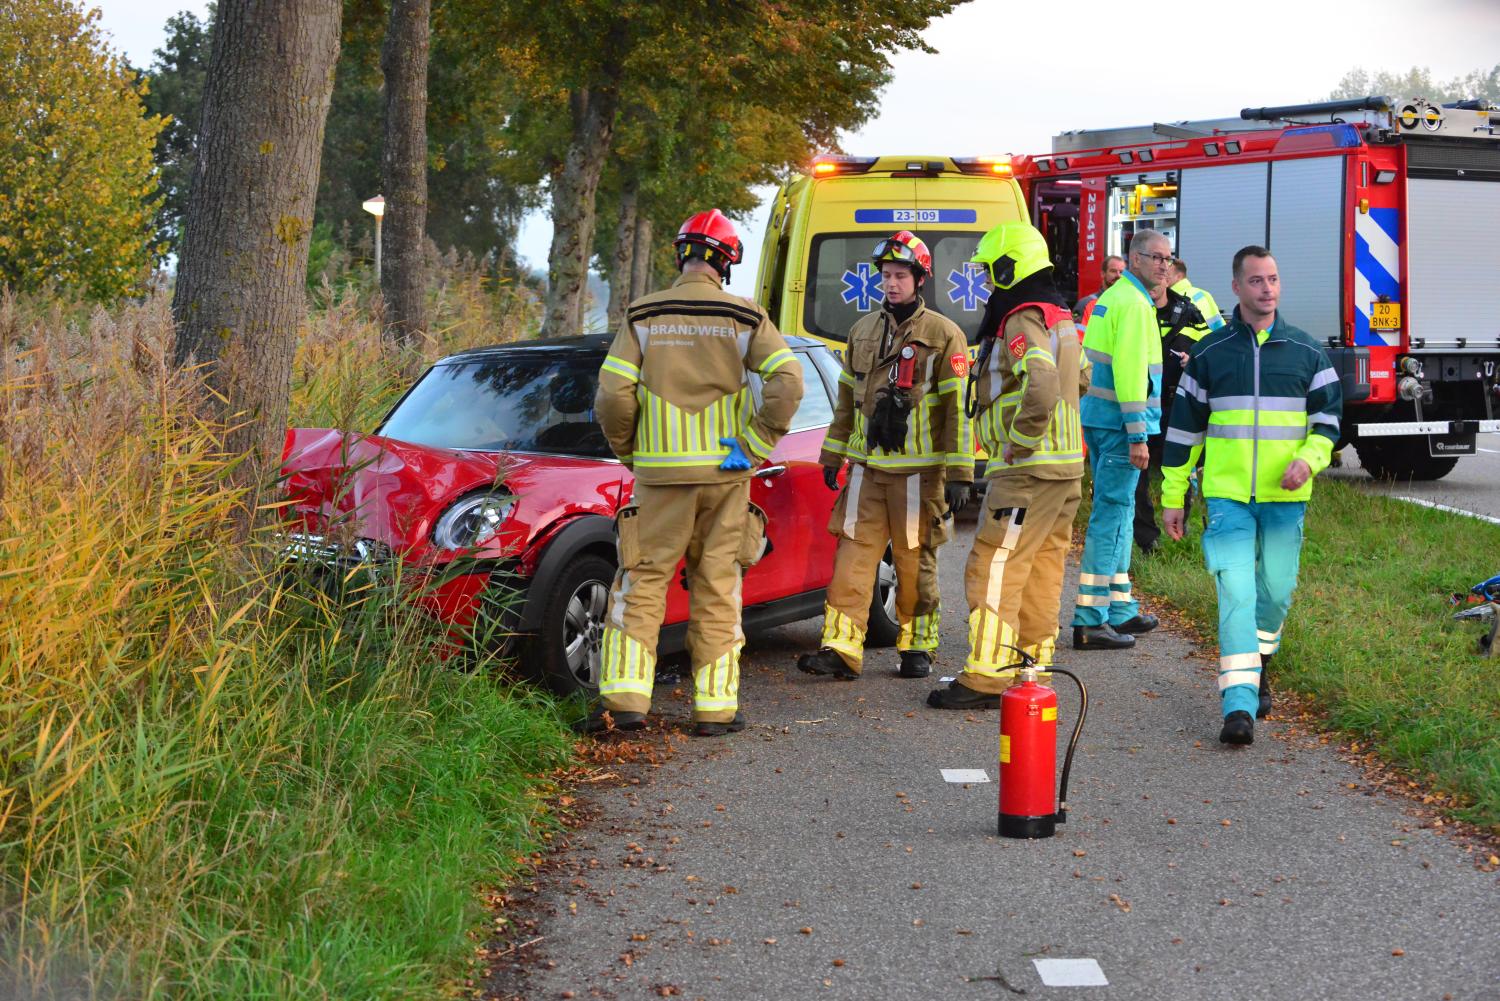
{"left": 941, "top": 768, "right": 989, "bottom": 784}
{"left": 1477, "top": 447, "right": 1499, "bottom": 454}
{"left": 1034, "top": 957, "right": 1109, "bottom": 987}
{"left": 1392, "top": 495, "right": 1500, "bottom": 527}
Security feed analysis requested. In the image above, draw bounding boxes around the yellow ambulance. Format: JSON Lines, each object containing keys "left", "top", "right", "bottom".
{"left": 754, "top": 154, "right": 1030, "bottom": 349}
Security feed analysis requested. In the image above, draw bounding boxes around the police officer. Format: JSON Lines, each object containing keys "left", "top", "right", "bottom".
{"left": 927, "top": 222, "right": 1089, "bottom": 709}
{"left": 800, "top": 231, "right": 973, "bottom": 681}
{"left": 1070, "top": 229, "right": 1167, "bottom": 649}
{"left": 1162, "top": 246, "right": 1341, "bottom": 745}
{"left": 585, "top": 209, "right": 803, "bottom": 737}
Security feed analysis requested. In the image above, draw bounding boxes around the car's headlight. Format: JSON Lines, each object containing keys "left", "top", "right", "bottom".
{"left": 432, "top": 492, "right": 514, "bottom": 550}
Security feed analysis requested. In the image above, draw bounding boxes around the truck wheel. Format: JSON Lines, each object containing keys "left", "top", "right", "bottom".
{"left": 1353, "top": 438, "right": 1459, "bottom": 482}
{"left": 864, "top": 545, "right": 900, "bottom": 647}
{"left": 522, "top": 553, "right": 614, "bottom": 696}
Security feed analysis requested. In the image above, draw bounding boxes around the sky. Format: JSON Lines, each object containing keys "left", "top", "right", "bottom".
{"left": 94, "top": 0, "right": 1500, "bottom": 300}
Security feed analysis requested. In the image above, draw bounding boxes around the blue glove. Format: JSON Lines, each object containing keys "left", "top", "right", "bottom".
{"left": 719, "top": 437, "right": 752, "bottom": 471}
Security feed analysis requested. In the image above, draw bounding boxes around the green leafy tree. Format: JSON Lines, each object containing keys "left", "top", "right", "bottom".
{"left": 1328, "top": 64, "right": 1500, "bottom": 104}
{"left": 0, "top": 0, "right": 163, "bottom": 299}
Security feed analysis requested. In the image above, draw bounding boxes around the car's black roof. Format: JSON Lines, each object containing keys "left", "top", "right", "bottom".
{"left": 436, "top": 332, "right": 825, "bottom": 365}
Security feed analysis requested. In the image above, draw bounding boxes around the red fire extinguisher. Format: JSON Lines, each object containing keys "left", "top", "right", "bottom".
{"left": 999, "top": 660, "right": 1088, "bottom": 839}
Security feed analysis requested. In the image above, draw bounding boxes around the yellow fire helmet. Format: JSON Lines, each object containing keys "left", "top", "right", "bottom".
{"left": 971, "top": 221, "right": 1052, "bottom": 290}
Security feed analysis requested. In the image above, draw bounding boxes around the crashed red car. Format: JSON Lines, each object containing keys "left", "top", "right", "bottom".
{"left": 281, "top": 335, "right": 901, "bottom": 694}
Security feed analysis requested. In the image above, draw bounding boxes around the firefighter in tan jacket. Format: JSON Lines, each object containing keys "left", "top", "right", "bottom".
{"left": 928, "top": 222, "right": 1089, "bottom": 710}
{"left": 798, "top": 232, "right": 973, "bottom": 681}
{"left": 586, "top": 209, "right": 803, "bottom": 737}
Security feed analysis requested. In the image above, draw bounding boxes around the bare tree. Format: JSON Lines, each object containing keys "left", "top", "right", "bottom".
{"left": 381, "top": 0, "right": 431, "bottom": 346}
{"left": 170, "top": 0, "right": 341, "bottom": 528}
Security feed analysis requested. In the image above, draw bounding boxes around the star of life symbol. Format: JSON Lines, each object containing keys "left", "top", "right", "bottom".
{"left": 947, "top": 262, "right": 991, "bottom": 311}
{"left": 840, "top": 262, "right": 885, "bottom": 311}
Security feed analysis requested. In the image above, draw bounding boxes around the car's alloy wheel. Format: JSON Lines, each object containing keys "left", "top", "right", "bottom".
{"left": 561, "top": 577, "right": 609, "bottom": 689}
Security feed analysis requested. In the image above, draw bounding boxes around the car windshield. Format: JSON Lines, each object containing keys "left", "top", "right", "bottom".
{"left": 378, "top": 354, "right": 612, "bottom": 458}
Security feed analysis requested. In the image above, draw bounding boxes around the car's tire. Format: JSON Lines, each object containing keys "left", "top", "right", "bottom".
{"left": 1353, "top": 437, "right": 1459, "bottom": 482}
{"left": 522, "top": 553, "right": 614, "bottom": 696}
{"left": 864, "top": 545, "right": 900, "bottom": 648}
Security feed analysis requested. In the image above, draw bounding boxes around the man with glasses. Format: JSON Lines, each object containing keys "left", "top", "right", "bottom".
{"left": 801, "top": 231, "right": 973, "bottom": 681}
{"left": 1069, "top": 230, "right": 1168, "bottom": 649}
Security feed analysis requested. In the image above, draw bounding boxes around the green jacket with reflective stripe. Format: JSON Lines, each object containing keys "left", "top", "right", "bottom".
{"left": 1161, "top": 309, "right": 1343, "bottom": 506}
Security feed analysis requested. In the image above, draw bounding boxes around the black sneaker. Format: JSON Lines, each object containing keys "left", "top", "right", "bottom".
{"left": 1114, "top": 613, "right": 1159, "bottom": 635}
{"left": 897, "top": 650, "right": 932, "bottom": 678}
{"left": 1219, "top": 710, "right": 1254, "bottom": 746}
{"left": 925, "top": 680, "right": 1001, "bottom": 710}
{"left": 574, "top": 707, "right": 647, "bottom": 735}
{"left": 694, "top": 712, "right": 746, "bottom": 737}
{"left": 797, "top": 648, "right": 859, "bottom": 680}
{"left": 1072, "top": 624, "right": 1136, "bottom": 650}
{"left": 1258, "top": 656, "right": 1273, "bottom": 719}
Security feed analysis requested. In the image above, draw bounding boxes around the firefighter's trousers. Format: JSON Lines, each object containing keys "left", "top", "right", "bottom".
{"left": 598, "top": 479, "right": 761, "bottom": 724}
{"left": 960, "top": 474, "right": 1081, "bottom": 693}
{"left": 819, "top": 466, "right": 949, "bottom": 673}
{"left": 1201, "top": 497, "right": 1306, "bottom": 719}
{"left": 1072, "top": 427, "right": 1142, "bottom": 628}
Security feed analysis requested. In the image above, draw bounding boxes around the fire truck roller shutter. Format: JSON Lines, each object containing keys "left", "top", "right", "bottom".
{"left": 1177, "top": 162, "right": 1268, "bottom": 314}
{"left": 1268, "top": 156, "right": 1344, "bottom": 346}
{"left": 1407, "top": 177, "right": 1500, "bottom": 351}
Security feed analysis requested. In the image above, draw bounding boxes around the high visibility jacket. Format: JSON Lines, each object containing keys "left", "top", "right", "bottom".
{"left": 596, "top": 271, "right": 803, "bottom": 485}
{"left": 819, "top": 298, "right": 973, "bottom": 481}
{"left": 1161, "top": 309, "right": 1343, "bottom": 507}
{"left": 1169, "top": 279, "right": 1226, "bottom": 340}
{"left": 970, "top": 302, "right": 1089, "bottom": 480}
{"left": 1079, "top": 271, "right": 1162, "bottom": 443}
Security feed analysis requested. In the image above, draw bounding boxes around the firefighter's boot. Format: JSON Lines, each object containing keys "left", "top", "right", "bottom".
{"left": 694, "top": 712, "right": 746, "bottom": 738}
{"left": 798, "top": 648, "right": 858, "bottom": 680}
{"left": 926, "top": 679, "right": 1002, "bottom": 710}
{"left": 1219, "top": 710, "right": 1254, "bottom": 746}
{"left": 898, "top": 650, "right": 932, "bottom": 678}
{"left": 575, "top": 707, "right": 648, "bottom": 736}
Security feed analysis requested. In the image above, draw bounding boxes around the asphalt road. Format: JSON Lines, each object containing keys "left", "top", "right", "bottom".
{"left": 483, "top": 525, "right": 1499, "bottom": 1001}
{"left": 1326, "top": 433, "right": 1500, "bottom": 522}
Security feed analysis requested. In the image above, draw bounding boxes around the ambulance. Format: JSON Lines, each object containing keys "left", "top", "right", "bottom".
{"left": 754, "top": 154, "right": 1030, "bottom": 350}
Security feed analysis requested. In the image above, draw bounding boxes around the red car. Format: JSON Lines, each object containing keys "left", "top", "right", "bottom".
{"left": 281, "top": 335, "right": 900, "bottom": 694}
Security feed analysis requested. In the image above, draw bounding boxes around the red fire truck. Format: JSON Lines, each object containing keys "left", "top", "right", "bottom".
{"left": 1010, "top": 96, "right": 1500, "bottom": 481}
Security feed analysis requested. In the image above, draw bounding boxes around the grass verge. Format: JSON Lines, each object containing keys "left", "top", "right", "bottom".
{"left": 1132, "top": 476, "right": 1500, "bottom": 829}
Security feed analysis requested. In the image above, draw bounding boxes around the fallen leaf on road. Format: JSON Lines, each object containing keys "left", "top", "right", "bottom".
{"left": 1221, "top": 819, "right": 1232, "bottom": 827}
{"left": 956, "top": 928, "right": 973, "bottom": 935}
{"left": 1392, "top": 948, "right": 1405, "bottom": 957}
{"left": 831, "top": 958, "right": 845, "bottom": 967}
{"left": 800, "top": 926, "right": 813, "bottom": 935}
{"left": 910, "top": 882, "right": 922, "bottom": 889}
{"left": 1108, "top": 893, "right": 1131, "bottom": 913}
{"left": 763, "top": 938, "right": 777, "bottom": 945}
{"left": 1073, "top": 850, "right": 1087, "bottom": 857}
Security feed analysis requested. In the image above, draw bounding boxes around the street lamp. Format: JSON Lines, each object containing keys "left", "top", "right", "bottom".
{"left": 362, "top": 195, "right": 385, "bottom": 282}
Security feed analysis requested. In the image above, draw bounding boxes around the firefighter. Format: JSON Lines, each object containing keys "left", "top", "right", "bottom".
{"left": 1162, "top": 246, "right": 1342, "bottom": 745}
{"left": 927, "top": 222, "right": 1089, "bottom": 709}
{"left": 584, "top": 209, "right": 803, "bottom": 737}
{"left": 1069, "top": 229, "right": 1168, "bottom": 649}
{"left": 799, "top": 231, "right": 973, "bottom": 681}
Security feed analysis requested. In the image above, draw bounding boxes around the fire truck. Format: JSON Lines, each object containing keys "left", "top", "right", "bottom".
{"left": 1010, "top": 96, "right": 1500, "bottom": 481}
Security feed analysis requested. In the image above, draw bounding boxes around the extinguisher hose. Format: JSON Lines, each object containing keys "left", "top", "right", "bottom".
{"left": 1047, "top": 668, "right": 1087, "bottom": 823}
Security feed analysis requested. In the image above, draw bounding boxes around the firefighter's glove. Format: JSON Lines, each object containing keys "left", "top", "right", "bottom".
{"left": 822, "top": 465, "right": 841, "bottom": 491}
{"left": 944, "top": 481, "right": 970, "bottom": 514}
{"left": 718, "top": 437, "right": 752, "bottom": 471}
{"left": 868, "top": 389, "right": 912, "bottom": 452}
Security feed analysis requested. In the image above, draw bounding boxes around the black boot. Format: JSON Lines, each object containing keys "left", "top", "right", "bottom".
{"left": 1072, "top": 623, "right": 1136, "bottom": 650}
{"left": 897, "top": 650, "right": 932, "bottom": 678}
{"left": 1258, "top": 655, "right": 1273, "bottom": 719}
{"left": 1114, "top": 613, "right": 1159, "bottom": 635}
{"left": 1219, "top": 710, "right": 1254, "bottom": 745}
{"left": 926, "top": 680, "right": 1001, "bottom": 710}
{"left": 574, "top": 706, "right": 647, "bottom": 735}
{"left": 694, "top": 712, "right": 746, "bottom": 737}
{"left": 797, "top": 648, "right": 859, "bottom": 680}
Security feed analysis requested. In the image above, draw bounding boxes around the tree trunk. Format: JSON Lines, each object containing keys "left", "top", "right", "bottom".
{"left": 170, "top": 0, "right": 341, "bottom": 532}
{"left": 380, "top": 0, "right": 430, "bottom": 347}
{"left": 542, "top": 86, "right": 618, "bottom": 336}
{"left": 630, "top": 213, "right": 654, "bottom": 299}
{"left": 606, "top": 175, "right": 638, "bottom": 331}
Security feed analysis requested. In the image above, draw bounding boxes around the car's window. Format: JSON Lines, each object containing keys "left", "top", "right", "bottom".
{"left": 803, "top": 230, "right": 992, "bottom": 345}
{"left": 378, "top": 355, "right": 612, "bottom": 458}
{"left": 747, "top": 348, "right": 835, "bottom": 433}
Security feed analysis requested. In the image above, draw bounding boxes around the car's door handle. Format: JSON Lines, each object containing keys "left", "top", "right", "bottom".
{"left": 754, "top": 464, "right": 788, "bottom": 479}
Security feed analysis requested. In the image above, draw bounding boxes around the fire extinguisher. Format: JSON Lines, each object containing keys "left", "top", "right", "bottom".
{"left": 998, "top": 654, "right": 1088, "bottom": 839}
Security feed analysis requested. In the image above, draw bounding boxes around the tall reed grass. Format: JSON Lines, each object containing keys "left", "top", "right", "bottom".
{"left": 0, "top": 262, "right": 572, "bottom": 998}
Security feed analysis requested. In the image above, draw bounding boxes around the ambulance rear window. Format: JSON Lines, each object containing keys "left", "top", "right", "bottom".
{"left": 805, "top": 232, "right": 992, "bottom": 345}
